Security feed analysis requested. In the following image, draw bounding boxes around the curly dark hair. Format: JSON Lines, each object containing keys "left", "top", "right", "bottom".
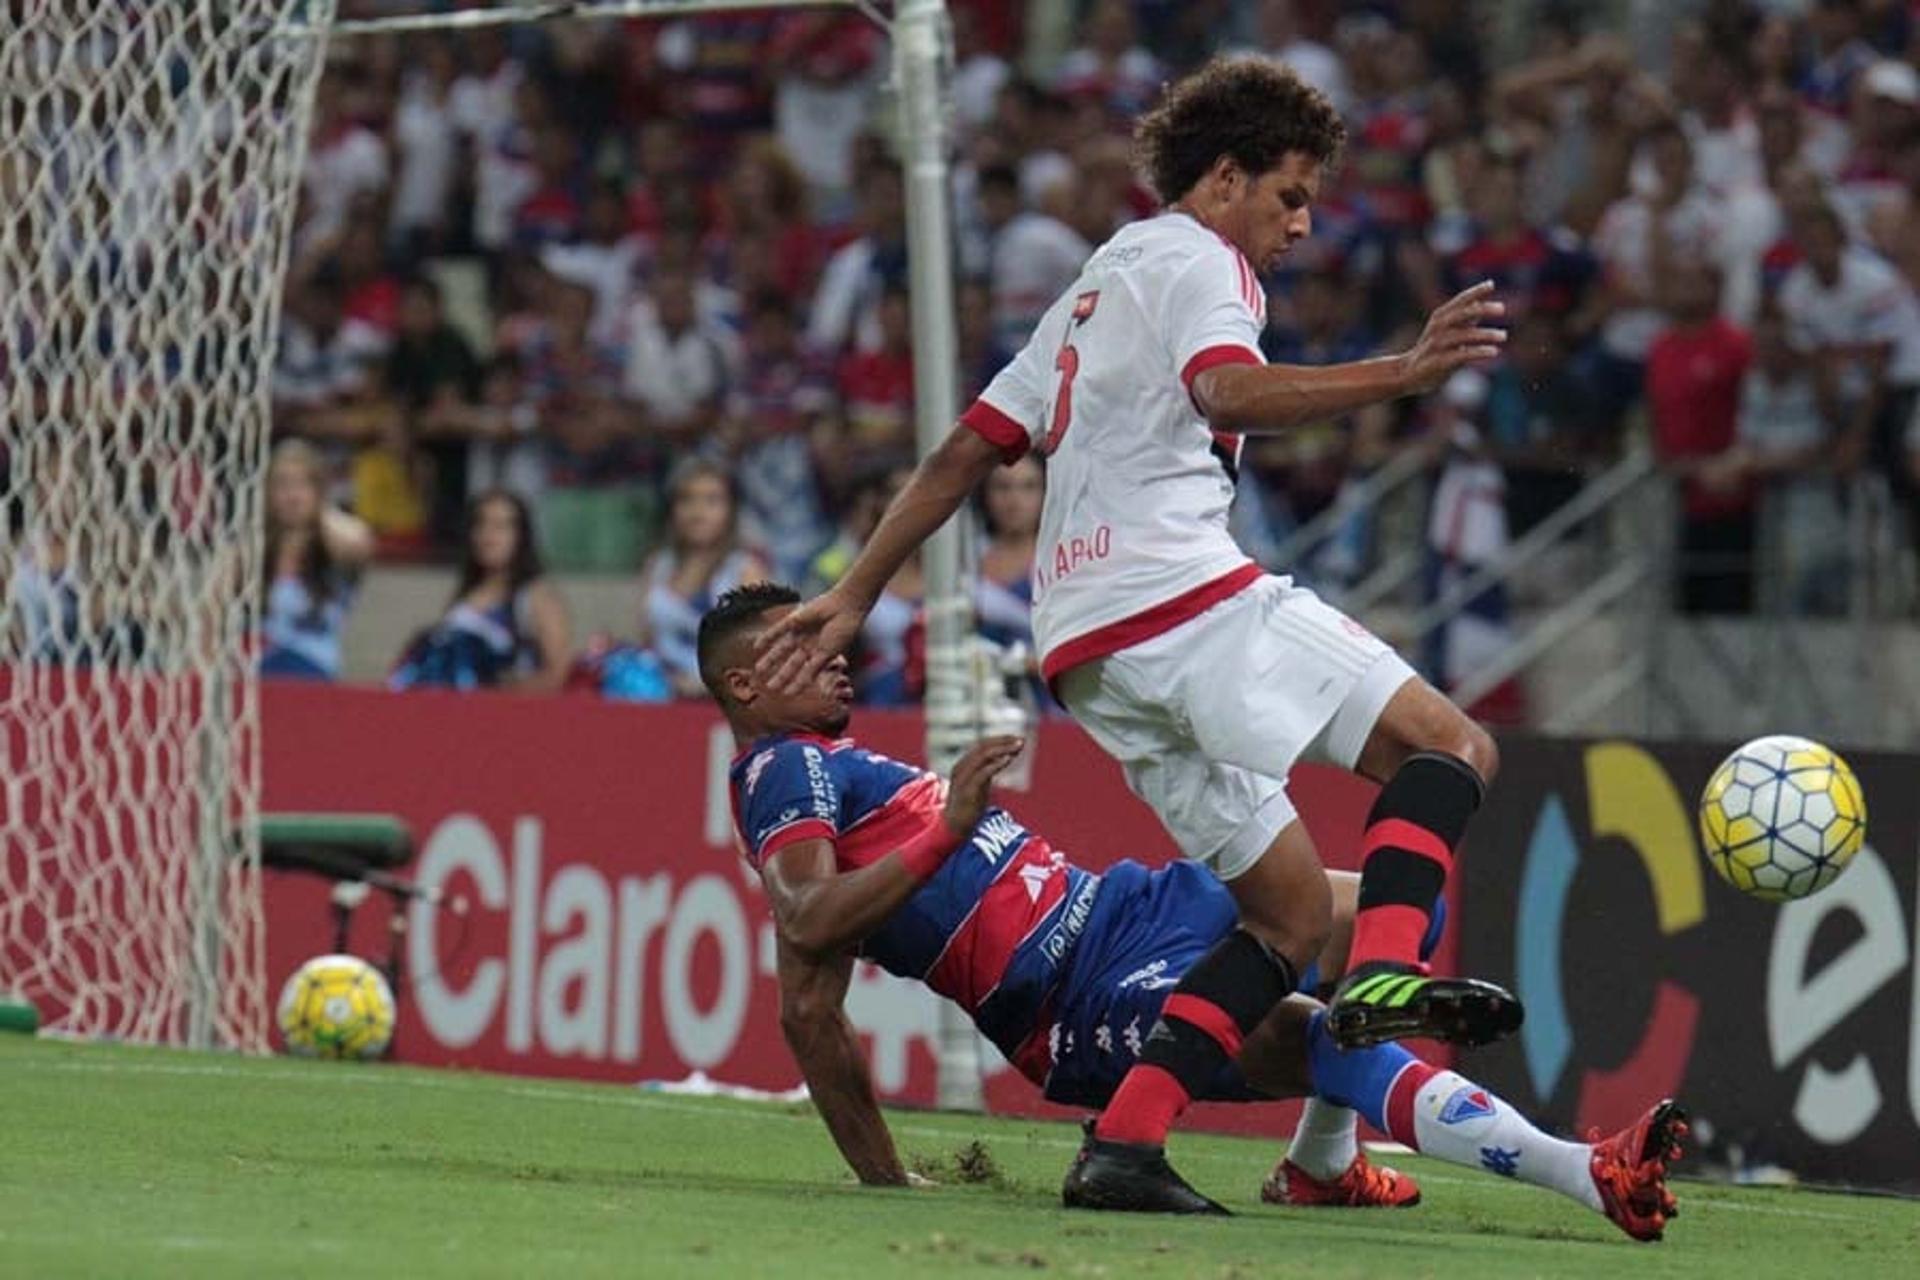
{"left": 1134, "top": 57, "right": 1346, "bottom": 205}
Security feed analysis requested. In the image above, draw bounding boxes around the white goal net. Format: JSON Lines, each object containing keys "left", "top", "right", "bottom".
{"left": 0, "top": 2, "right": 334, "bottom": 1048}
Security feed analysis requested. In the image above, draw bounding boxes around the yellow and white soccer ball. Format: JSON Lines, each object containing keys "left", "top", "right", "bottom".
{"left": 1698, "top": 734, "right": 1866, "bottom": 902}
{"left": 277, "top": 954, "right": 396, "bottom": 1060}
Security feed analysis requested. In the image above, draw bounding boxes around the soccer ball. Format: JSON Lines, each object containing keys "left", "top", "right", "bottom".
{"left": 277, "top": 954, "right": 396, "bottom": 1060}
{"left": 1697, "top": 735, "right": 1867, "bottom": 902}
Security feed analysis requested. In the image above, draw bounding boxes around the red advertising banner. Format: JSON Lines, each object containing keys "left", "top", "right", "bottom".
{"left": 260, "top": 682, "right": 1398, "bottom": 1137}
{"left": 19, "top": 668, "right": 1915, "bottom": 1185}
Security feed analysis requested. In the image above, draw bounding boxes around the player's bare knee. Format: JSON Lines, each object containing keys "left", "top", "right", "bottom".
{"left": 1455, "top": 721, "right": 1498, "bottom": 787}
{"left": 1239, "top": 883, "right": 1331, "bottom": 972}
{"left": 1291, "top": 874, "right": 1335, "bottom": 965}
{"left": 1410, "top": 706, "right": 1497, "bottom": 788}
{"left": 1287, "top": 912, "right": 1333, "bottom": 973}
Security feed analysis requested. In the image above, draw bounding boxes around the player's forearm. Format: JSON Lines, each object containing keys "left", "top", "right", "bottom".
{"left": 784, "top": 1011, "right": 907, "bottom": 1185}
{"left": 781, "top": 859, "right": 919, "bottom": 955}
{"left": 1200, "top": 357, "right": 1415, "bottom": 435}
{"left": 836, "top": 433, "right": 994, "bottom": 605}
{"left": 779, "top": 836, "right": 958, "bottom": 956}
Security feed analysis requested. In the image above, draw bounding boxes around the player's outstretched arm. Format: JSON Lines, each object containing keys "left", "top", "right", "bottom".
{"left": 775, "top": 942, "right": 909, "bottom": 1186}
{"left": 757, "top": 424, "right": 1005, "bottom": 695}
{"left": 1195, "top": 282, "right": 1506, "bottom": 435}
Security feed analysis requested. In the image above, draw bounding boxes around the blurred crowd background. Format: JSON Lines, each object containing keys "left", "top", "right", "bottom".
{"left": 253, "top": 0, "right": 1920, "bottom": 708}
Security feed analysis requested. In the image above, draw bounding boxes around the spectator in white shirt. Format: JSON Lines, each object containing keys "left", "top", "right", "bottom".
{"left": 1588, "top": 122, "right": 1725, "bottom": 410}
{"left": 624, "top": 266, "right": 737, "bottom": 444}
{"left": 1864, "top": 139, "right": 1920, "bottom": 299}
{"left": 303, "top": 69, "right": 389, "bottom": 250}
{"left": 1720, "top": 89, "right": 1816, "bottom": 326}
{"left": 1678, "top": 41, "right": 1762, "bottom": 201}
{"left": 950, "top": 5, "right": 1011, "bottom": 137}
{"left": 1836, "top": 60, "right": 1920, "bottom": 231}
{"left": 448, "top": 25, "right": 524, "bottom": 148}
{"left": 389, "top": 36, "right": 460, "bottom": 254}
{"left": 807, "top": 156, "right": 906, "bottom": 358}
{"left": 1737, "top": 309, "right": 1848, "bottom": 614}
{"left": 472, "top": 76, "right": 549, "bottom": 254}
{"left": 976, "top": 164, "right": 1091, "bottom": 354}
{"left": 542, "top": 181, "right": 645, "bottom": 344}
{"left": 770, "top": 13, "right": 882, "bottom": 207}
{"left": 1778, "top": 200, "right": 1920, "bottom": 504}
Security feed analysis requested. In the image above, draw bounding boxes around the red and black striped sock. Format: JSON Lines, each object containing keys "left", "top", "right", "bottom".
{"left": 1095, "top": 929, "right": 1296, "bottom": 1146}
{"left": 1347, "top": 752, "right": 1484, "bottom": 972}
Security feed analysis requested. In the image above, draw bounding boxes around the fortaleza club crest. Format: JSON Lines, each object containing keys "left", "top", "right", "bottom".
{"left": 1439, "top": 1086, "right": 1497, "bottom": 1126}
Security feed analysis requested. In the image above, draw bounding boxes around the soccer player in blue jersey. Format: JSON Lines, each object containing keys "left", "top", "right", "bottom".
{"left": 701, "top": 584, "right": 1683, "bottom": 1239}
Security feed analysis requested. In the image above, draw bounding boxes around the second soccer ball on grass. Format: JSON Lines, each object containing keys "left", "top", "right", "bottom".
{"left": 277, "top": 954, "right": 396, "bottom": 1061}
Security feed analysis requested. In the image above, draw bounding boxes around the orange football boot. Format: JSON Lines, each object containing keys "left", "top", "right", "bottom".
{"left": 1261, "top": 1151, "right": 1422, "bottom": 1208}
{"left": 1589, "top": 1099, "right": 1688, "bottom": 1242}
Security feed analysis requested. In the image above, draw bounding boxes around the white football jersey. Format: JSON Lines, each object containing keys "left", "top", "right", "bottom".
{"left": 960, "top": 212, "right": 1270, "bottom": 682}
{"left": 1778, "top": 245, "right": 1920, "bottom": 390}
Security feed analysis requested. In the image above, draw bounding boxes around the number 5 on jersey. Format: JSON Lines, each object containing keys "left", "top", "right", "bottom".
{"left": 1041, "top": 290, "right": 1101, "bottom": 457}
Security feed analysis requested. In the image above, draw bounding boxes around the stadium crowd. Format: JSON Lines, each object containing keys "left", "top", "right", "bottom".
{"left": 265, "top": 0, "right": 1920, "bottom": 702}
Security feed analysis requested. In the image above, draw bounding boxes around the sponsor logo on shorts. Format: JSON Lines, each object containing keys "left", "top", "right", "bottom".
{"left": 1439, "top": 1086, "right": 1496, "bottom": 1126}
{"left": 1118, "top": 959, "right": 1179, "bottom": 992}
{"left": 1039, "top": 875, "right": 1100, "bottom": 964}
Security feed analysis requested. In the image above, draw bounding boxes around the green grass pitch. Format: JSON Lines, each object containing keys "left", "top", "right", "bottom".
{"left": 4, "top": 1036, "right": 1916, "bottom": 1279}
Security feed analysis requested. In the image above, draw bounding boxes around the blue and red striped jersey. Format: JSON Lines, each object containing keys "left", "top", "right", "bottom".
{"left": 729, "top": 732, "right": 1099, "bottom": 1061}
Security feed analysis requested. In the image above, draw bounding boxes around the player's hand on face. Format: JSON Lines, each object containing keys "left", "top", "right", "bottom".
{"left": 1404, "top": 280, "right": 1506, "bottom": 394}
{"left": 942, "top": 735, "right": 1027, "bottom": 839}
{"left": 755, "top": 587, "right": 869, "bottom": 695}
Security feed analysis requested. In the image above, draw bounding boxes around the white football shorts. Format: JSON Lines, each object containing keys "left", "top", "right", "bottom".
{"left": 1054, "top": 574, "right": 1417, "bottom": 881}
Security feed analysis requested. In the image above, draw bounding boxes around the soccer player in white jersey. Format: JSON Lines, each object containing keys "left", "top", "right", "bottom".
{"left": 759, "top": 58, "right": 1517, "bottom": 1212}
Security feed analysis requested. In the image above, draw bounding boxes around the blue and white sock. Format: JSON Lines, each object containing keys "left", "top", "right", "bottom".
{"left": 1286, "top": 897, "right": 1452, "bottom": 1180}
{"left": 1285, "top": 1097, "right": 1359, "bottom": 1179}
{"left": 1305, "top": 1013, "right": 1600, "bottom": 1211}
